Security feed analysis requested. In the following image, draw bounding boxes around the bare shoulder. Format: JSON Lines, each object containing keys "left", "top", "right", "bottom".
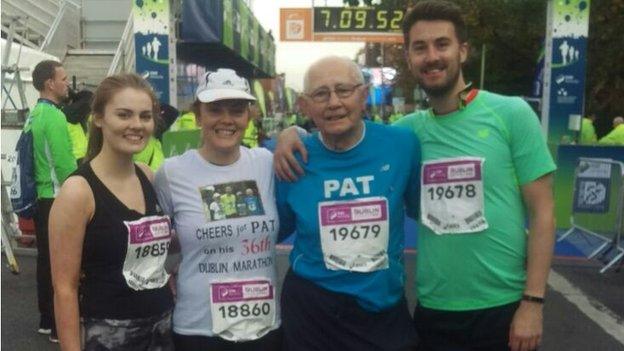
{"left": 136, "top": 162, "right": 155, "bottom": 183}
{"left": 54, "top": 175, "right": 95, "bottom": 217}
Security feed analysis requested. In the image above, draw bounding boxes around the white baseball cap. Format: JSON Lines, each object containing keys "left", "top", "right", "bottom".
{"left": 196, "top": 68, "right": 256, "bottom": 103}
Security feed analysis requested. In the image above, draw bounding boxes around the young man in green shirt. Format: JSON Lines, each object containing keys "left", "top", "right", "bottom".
{"left": 30, "top": 60, "right": 76, "bottom": 342}
{"left": 273, "top": 2, "right": 556, "bottom": 350}
{"left": 395, "top": 2, "right": 555, "bottom": 350}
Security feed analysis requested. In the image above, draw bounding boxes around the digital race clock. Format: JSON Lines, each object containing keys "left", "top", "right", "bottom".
{"left": 313, "top": 7, "right": 405, "bottom": 33}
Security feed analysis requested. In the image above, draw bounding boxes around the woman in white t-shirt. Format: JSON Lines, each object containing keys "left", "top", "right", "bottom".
{"left": 154, "top": 69, "right": 282, "bottom": 351}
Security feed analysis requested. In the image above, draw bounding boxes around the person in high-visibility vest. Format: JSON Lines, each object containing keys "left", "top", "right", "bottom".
{"left": 242, "top": 104, "right": 261, "bottom": 148}
{"left": 66, "top": 122, "right": 88, "bottom": 162}
{"left": 133, "top": 137, "right": 165, "bottom": 171}
{"left": 170, "top": 111, "right": 198, "bottom": 131}
{"left": 62, "top": 89, "right": 93, "bottom": 164}
{"left": 598, "top": 116, "right": 624, "bottom": 145}
{"left": 579, "top": 113, "right": 597, "bottom": 144}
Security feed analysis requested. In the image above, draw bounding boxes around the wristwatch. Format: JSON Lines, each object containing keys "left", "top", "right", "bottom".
{"left": 522, "top": 294, "right": 545, "bottom": 304}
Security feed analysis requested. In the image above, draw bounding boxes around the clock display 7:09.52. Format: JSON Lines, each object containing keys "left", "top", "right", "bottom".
{"left": 313, "top": 7, "right": 405, "bottom": 33}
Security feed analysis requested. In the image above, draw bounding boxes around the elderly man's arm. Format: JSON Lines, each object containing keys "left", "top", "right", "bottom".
{"left": 509, "top": 173, "right": 555, "bottom": 351}
{"left": 273, "top": 126, "right": 309, "bottom": 181}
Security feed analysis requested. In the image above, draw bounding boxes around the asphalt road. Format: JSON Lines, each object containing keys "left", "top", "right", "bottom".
{"left": 2, "top": 252, "right": 623, "bottom": 350}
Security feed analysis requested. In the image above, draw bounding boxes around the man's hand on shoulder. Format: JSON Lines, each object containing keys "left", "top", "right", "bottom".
{"left": 274, "top": 126, "right": 308, "bottom": 181}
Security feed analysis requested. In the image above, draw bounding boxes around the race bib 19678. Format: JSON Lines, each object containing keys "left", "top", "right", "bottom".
{"left": 421, "top": 157, "right": 488, "bottom": 235}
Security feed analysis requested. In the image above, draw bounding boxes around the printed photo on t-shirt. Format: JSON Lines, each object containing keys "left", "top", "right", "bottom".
{"left": 199, "top": 180, "right": 264, "bottom": 222}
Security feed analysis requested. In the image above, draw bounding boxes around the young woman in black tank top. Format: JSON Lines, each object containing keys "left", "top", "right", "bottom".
{"left": 49, "top": 74, "right": 173, "bottom": 351}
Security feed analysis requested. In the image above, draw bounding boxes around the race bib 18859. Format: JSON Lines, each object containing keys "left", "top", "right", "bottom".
{"left": 122, "top": 215, "right": 172, "bottom": 290}
{"left": 421, "top": 157, "right": 488, "bottom": 235}
{"left": 318, "top": 197, "right": 389, "bottom": 272}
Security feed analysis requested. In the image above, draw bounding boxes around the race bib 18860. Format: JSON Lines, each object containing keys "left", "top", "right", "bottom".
{"left": 210, "top": 279, "right": 276, "bottom": 341}
{"left": 122, "top": 215, "right": 172, "bottom": 290}
{"left": 421, "top": 157, "right": 488, "bottom": 235}
{"left": 318, "top": 197, "right": 389, "bottom": 272}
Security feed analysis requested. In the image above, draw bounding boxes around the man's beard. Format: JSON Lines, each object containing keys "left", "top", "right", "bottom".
{"left": 417, "top": 64, "right": 461, "bottom": 98}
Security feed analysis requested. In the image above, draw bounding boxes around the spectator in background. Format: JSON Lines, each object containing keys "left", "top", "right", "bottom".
{"left": 170, "top": 110, "right": 199, "bottom": 131}
{"left": 62, "top": 89, "right": 93, "bottom": 164}
{"left": 580, "top": 113, "right": 598, "bottom": 144}
{"left": 133, "top": 137, "right": 165, "bottom": 171}
{"left": 134, "top": 103, "right": 179, "bottom": 171}
{"left": 242, "top": 103, "right": 262, "bottom": 148}
{"left": 598, "top": 116, "right": 624, "bottom": 145}
{"left": 29, "top": 59, "right": 76, "bottom": 343}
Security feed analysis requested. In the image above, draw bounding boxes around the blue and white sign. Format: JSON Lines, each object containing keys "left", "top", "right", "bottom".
{"left": 541, "top": 0, "right": 590, "bottom": 145}
{"left": 133, "top": 0, "right": 172, "bottom": 104}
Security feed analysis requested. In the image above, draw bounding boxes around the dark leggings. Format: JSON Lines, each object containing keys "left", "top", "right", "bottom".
{"left": 173, "top": 327, "right": 282, "bottom": 351}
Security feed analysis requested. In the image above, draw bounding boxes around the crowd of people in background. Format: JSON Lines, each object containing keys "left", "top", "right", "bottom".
{"left": 580, "top": 113, "right": 624, "bottom": 145}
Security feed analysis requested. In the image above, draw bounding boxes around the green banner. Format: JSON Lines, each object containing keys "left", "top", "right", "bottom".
{"left": 162, "top": 130, "right": 201, "bottom": 158}
{"left": 240, "top": 3, "right": 250, "bottom": 60}
{"left": 251, "top": 17, "right": 260, "bottom": 67}
{"left": 221, "top": 0, "right": 274, "bottom": 76}
{"left": 222, "top": 0, "right": 236, "bottom": 52}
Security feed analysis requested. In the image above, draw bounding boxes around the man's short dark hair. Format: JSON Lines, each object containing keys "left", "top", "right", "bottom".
{"left": 402, "top": 0, "right": 468, "bottom": 46}
{"left": 32, "top": 60, "right": 63, "bottom": 92}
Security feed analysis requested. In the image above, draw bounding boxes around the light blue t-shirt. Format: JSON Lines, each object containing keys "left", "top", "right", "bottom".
{"left": 277, "top": 121, "right": 421, "bottom": 311}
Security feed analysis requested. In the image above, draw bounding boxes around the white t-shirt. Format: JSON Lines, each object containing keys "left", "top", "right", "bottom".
{"left": 154, "top": 147, "right": 280, "bottom": 341}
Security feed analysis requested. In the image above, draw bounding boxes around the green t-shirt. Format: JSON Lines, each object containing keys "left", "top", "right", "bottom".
{"left": 394, "top": 91, "right": 556, "bottom": 311}
{"left": 598, "top": 124, "right": 624, "bottom": 145}
{"left": 30, "top": 100, "right": 77, "bottom": 199}
{"left": 219, "top": 193, "right": 237, "bottom": 216}
{"left": 579, "top": 118, "right": 597, "bottom": 144}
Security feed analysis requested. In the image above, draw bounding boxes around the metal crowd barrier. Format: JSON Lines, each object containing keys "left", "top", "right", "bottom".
{"left": 558, "top": 157, "right": 624, "bottom": 273}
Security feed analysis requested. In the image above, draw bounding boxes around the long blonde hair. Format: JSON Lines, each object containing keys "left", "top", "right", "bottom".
{"left": 85, "top": 73, "right": 160, "bottom": 162}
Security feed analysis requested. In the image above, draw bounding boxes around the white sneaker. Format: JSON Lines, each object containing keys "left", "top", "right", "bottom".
{"left": 37, "top": 328, "right": 51, "bottom": 335}
{"left": 49, "top": 335, "right": 59, "bottom": 343}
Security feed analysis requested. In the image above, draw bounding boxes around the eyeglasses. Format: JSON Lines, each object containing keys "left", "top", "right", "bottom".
{"left": 306, "top": 83, "right": 363, "bottom": 103}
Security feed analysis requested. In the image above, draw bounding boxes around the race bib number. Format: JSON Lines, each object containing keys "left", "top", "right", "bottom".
{"left": 210, "top": 279, "right": 276, "bottom": 341}
{"left": 122, "top": 216, "right": 172, "bottom": 290}
{"left": 318, "top": 197, "right": 389, "bottom": 272}
{"left": 421, "top": 157, "right": 488, "bottom": 234}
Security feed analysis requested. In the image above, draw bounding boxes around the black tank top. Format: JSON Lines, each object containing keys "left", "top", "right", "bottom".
{"left": 75, "top": 162, "right": 173, "bottom": 319}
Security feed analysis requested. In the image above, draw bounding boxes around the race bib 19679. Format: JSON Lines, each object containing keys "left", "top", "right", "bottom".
{"left": 318, "top": 197, "right": 389, "bottom": 272}
{"left": 421, "top": 157, "right": 488, "bottom": 235}
{"left": 122, "top": 215, "right": 172, "bottom": 290}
